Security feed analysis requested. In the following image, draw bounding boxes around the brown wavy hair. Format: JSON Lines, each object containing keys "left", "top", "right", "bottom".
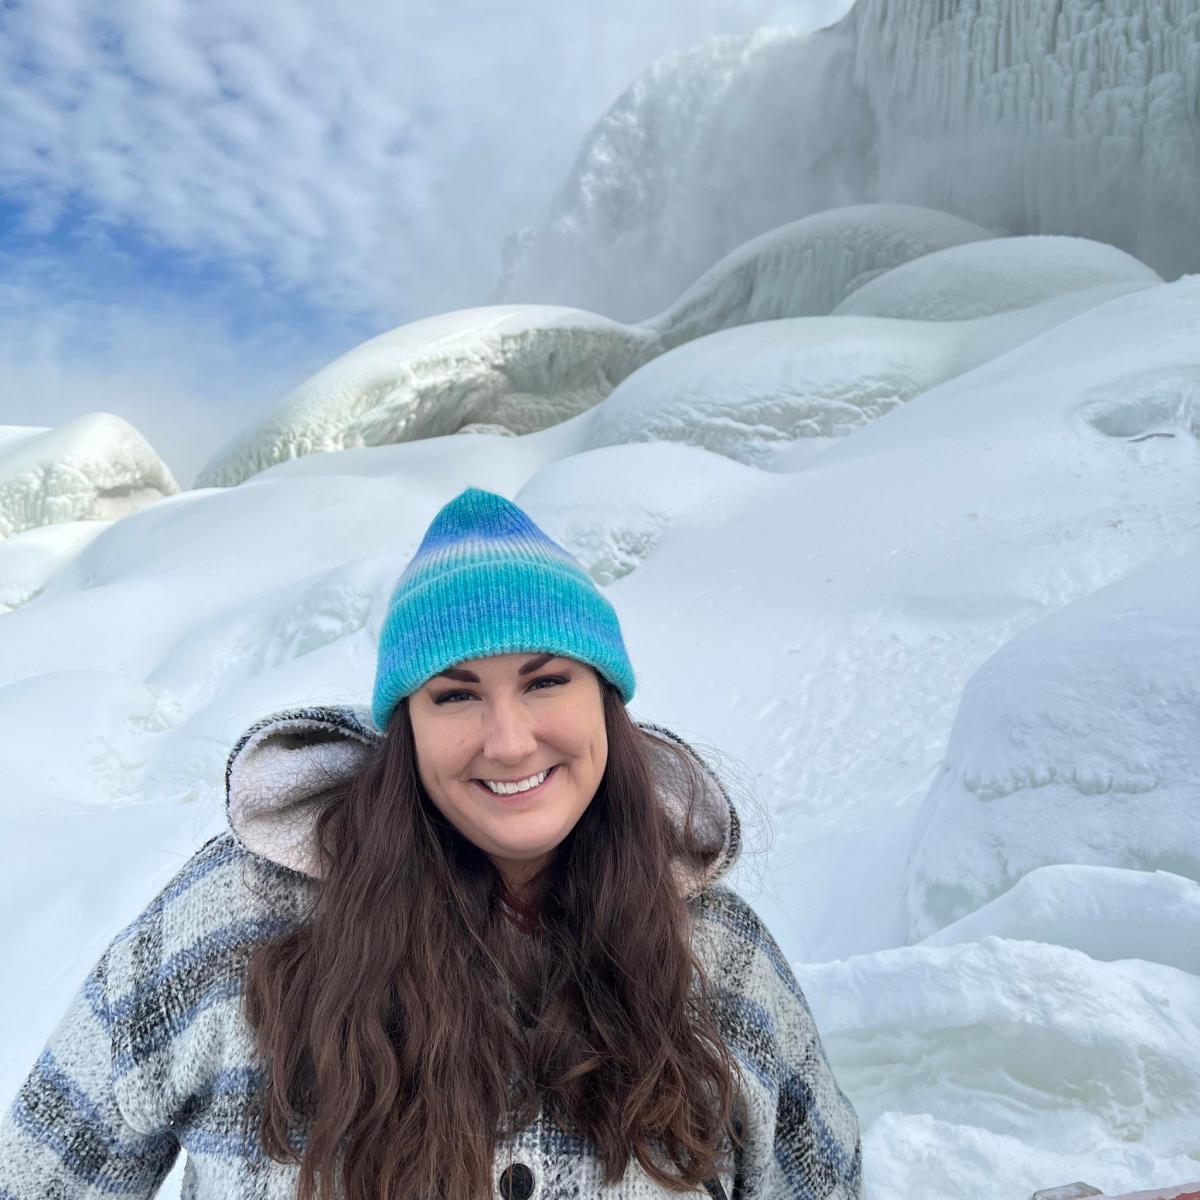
{"left": 239, "top": 676, "right": 747, "bottom": 1200}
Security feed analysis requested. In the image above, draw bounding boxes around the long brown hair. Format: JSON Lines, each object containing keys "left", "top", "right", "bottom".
{"left": 240, "top": 678, "right": 746, "bottom": 1199}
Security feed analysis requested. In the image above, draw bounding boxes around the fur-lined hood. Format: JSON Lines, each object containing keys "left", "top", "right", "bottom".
{"left": 223, "top": 704, "right": 741, "bottom": 900}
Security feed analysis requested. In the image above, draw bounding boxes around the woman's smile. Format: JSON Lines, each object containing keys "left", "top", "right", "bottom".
{"left": 472, "top": 763, "right": 560, "bottom": 803}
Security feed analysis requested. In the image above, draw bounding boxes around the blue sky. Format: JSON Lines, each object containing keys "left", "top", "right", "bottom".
{"left": 0, "top": 0, "right": 847, "bottom": 484}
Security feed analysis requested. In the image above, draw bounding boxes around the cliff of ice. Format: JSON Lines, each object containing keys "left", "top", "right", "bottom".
{"left": 496, "top": 0, "right": 1200, "bottom": 319}
{"left": 195, "top": 306, "right": 662, "bottom": 489}
{"left": 0, "top": 413, "right": 178, "bottom": 541}
{"left": 644, "top": 204, "right": 995, "bottom": 349}
{"left": 833, "top": 236, "right": 1163, "bottom": 321}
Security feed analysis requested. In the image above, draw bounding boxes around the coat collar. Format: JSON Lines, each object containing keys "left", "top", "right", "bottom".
{"left": 223, "top": 704, "right": 741, "bottom": 901}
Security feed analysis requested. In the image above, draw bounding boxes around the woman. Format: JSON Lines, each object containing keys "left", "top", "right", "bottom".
{"left": 0, "top": 486, "right": 862, "bottom": 1199}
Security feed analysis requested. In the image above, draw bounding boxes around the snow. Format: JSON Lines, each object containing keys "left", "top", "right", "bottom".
{"left": 832, "top": 236, "right": 1163, "bottom": 321}
{"left": 0, "top": 412, "right": 178, "bottom": 540}
{"left": 194, "top": 305, "right": 662, "bottom": 488}
{"left": 497, "top": 1, "right": 1200, "bottom": 319}
{"left": 585, "top": 282, "right": 1157, "bottom": 469}
{"left": 797, "top": 939, "right": 1200, "bottom": 1198}
{"left": 906, "top": 548, "right": 1200, "bottom": 941}
{"left": 644, "top": 204, "right": 995, "bottom": 348}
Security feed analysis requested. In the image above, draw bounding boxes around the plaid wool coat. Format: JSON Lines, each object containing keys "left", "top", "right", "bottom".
{"left": 0, "top": 705, "right": 863, "bottom": 1198}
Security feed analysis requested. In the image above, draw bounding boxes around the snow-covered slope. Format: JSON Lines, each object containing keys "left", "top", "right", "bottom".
{"left": 497, "top": 0, "right": 1200, "bottom": 319}
{"left": 644, "top": 204, "right": 995, "bottom": 348}
{"left": 195, "top": 306, "right": 662, "bottom": 488}
{"left": 0, "top": 413, "right": 178, "bottom": 540}
{"left": 833, "top": 235, "right": 1163, "bottom": 321}
{"left": 584, "top": 281, "right": 1156, "bottom": 469}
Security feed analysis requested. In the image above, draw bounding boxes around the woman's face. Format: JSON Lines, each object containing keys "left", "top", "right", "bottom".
{"left": 407, "top": 652, "right": 608, "bottom": 893}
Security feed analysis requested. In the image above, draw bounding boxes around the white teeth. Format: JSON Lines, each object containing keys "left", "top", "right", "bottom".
{"left": 483, "top": 767, "right": 549, "bottom": 795}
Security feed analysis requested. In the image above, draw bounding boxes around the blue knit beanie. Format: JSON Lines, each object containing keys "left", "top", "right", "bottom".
{"left": 370, "top": 487, "right": 637, "bottom": 730}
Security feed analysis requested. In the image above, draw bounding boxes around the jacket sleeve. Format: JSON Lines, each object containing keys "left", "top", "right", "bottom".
{"left": 0, "top": 939, "right": 180, "bottom": 1196}
{"left": 701, "top": 889, "right": 863, "bottom": 1200}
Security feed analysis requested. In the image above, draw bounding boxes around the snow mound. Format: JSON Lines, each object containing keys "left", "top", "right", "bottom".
{"left": 497, "top": 2, "right": 1199, "bottom": 318}
{"left": 0, "top": 521, "right": 110, "bottom": 613}
{"left": 584, "top": 284, "right": 1152, "bottom": 469}
{"left": 195, "top": 306, "right": 662, "bottom": 487}
{"left": 644, "top": 204, "right": 994, "bottom": 349}
{"left": 0, "top": 413, "right": 178, "bottom": 540}
{"left": 833, "top": 236, "right": 1162, "bottom": 321}
{"left": 514, "top": 442, "right": 752, "bottom": 585}
{"left": 798, "top": 938, "right": 1200, "bottom": 1200}
{"left": 906, "top": 549, "right": 1200, "bottom": 940}
{"left": 921, "top": 864, "right": 1200, "bottom": 976}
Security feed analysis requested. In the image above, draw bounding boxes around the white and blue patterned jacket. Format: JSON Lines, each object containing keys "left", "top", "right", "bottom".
{"left": 0, "top": 705, "right": 862, "bottom": 1198}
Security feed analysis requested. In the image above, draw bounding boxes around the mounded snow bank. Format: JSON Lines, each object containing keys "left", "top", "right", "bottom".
{"left": 644, "top": 204, "right": 995, "bottom": 349}
{"left": 832, "top": 236, "right": 1162, "bottom": 321}
{"left": 195, "top": 306, "right": 662, "bottom": 487}
{"left": 514, "top": 441, "right": 753, "bottom": 585}
{"left": 906, "top": 548, "right": 1200, "bottom": 940}
{"left": 497, "top": 1, "right": 1200, "bottom": 318}
{"left": 585, "top": 282, "right": 1154, "bottom": 468}
{"left": 0, "top": 413, "right": 178, "bottom": 540}
{"left": 0, "top": 521, "right": 110, "bottom": 613}
{"left": 921, "top": 864, "right": 1200, "bottom": 976}
{"left": 798, "top": 937, "right": 1200, "bottom": 1200}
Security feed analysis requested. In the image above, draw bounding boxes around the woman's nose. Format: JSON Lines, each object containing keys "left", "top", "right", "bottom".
{"left": 480, "top": 696, "right": 539, "bottom": 758}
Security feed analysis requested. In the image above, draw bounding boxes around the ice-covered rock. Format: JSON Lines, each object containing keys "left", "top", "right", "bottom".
{"left": 195, "top": 306, "right": 662, "bottom": 488}
{"left": 584, "top": 282, "right": 1155, "bottom": 468}
{"left": 905, "top": 549, "right": 1200, "bottom": 939}
{"left": 498, "top": 1, "right": 1200, "bottom": 318}
{"left": 798, "top": 938, "right": 1200, "bottom": 1200}
{"left": 833, "top": 236, "right": 1162, "bottom": 321}
{"left": 0, "top": 413, "right": 178, "bottom": 540}
{"left": 644, "top": 204, "right": 995, "bottom": 348}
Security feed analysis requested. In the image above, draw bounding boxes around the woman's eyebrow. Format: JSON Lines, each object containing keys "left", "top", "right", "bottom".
{"left": 434, "top": 654, "right": 558, "bottom": 683}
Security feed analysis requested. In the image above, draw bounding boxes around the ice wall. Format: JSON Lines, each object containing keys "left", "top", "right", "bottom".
{"left": 496, "top": 0, "right": 1200, "bottom": 320}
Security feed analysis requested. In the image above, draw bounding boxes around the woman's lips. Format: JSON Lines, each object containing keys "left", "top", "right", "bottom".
{"left": 473, "top": 763, "right": 559, "bottom": 801}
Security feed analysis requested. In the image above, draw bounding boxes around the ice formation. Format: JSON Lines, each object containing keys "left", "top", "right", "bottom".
{"left": 644, "top": 204, "right": 995, "bottom": 348}
{"left": 0, "top": 413, "right": 178, "bottom": 541}
{"left": 497, "top": 0, "right": 1200, "bottom": 318}
{"left": 798, "top": 938, "right": 1200, "bottom": 1199}
{"left": 832, "top": 236, "right": 1163, "bottom": 321}
{"left": 905, "top": 549, "right": 1200, "bottom": 940}
{"left": 195, "top": 306, "right": 662, "bottom": 488}
{"left": 584, "top": 282, "right": 1154, "bottom": 469}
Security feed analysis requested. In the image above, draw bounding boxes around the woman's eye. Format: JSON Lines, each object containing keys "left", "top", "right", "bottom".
{"left": 435, "top": 677, "right": 566, "bottom": 705}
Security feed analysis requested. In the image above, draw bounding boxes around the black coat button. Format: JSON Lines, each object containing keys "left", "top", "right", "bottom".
{"left": 499, "top": 1162, "right": 534, "bottom": 1200}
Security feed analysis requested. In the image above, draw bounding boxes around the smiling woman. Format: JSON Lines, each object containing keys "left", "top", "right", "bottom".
{"left": 0, "top": 486, "right": 862, "bottom": 1200}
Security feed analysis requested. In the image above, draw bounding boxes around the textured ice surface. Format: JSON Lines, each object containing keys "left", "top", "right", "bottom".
{"left": 498, "top": 0, "right": 1200, "bottom": 318}
{"left": 921, "top": 864, "right": 1200, "bottom": 976}
{"left": 645, "top": 204, "right": 994, "bottom": 348}
{"left": 906, "top": 549, "right": 1200, "bottom": 940}
{"left": 585, "top": 283, "right": 1155, "bottom": 468}
{"left": 799, "top": 939, "right": 1200, "bottom": 1200}
{"left": 0, "top": 413, "right": 178, "bottom": 540}
{"left": 833, "top": 236, "right": 1162, "bottom": 321}
{"left": 195, "top": 306, "right": 662, "bottom": 487}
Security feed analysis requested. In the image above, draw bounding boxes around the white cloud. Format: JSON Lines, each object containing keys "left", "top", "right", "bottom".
{"left": 0, "top": 0, "right": 841, "bottom": 324}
